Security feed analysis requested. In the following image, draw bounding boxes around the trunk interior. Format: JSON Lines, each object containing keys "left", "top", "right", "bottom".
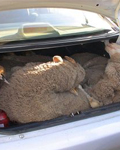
{"left": 0, "top": 37, "right": 120, "bottom": 135}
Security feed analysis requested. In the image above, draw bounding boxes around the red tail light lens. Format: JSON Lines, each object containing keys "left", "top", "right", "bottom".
{"left": 0, "top": 110, "right": 9, "bottom": 128}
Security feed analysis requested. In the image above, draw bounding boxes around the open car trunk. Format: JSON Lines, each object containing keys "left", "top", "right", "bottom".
{"left": 0, "top": 36, "right": 120, "bottom": 135}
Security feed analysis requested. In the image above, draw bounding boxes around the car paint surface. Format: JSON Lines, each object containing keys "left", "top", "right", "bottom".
{"left": 0, "top": 111, "right": 120, "bottom": 150}
{"left": 0, "top": 0, "right": 119, "bottom": 22}
{"left": 0, "top": 1, "right": 120, "bottom": 150}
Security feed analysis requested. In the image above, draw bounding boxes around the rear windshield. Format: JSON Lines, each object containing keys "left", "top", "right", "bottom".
{"left": 0, "top": 8, "right": 116, "bottom": 43}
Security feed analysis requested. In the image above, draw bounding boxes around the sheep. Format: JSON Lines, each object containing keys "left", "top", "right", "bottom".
{"left": 71, "top": 43, "right": 120, "bottom": 106}
{"left": 1, "top": 43, "right": 119, "bottom": 123}
{"left": 85, "top": 43, "right": 120, "bottom": 105}
{"left": 71, "top": 53, "right": 98, "bottom": 66}
{"left": 3, "top": 54, "right": 52, "bottom": 64}
{"left": 0, "top": 54, "right": 52, "bottom": 79}
{"left": 72, "top": 53, "right": 108, "bottom": 86}
{"left": 0, "top": 55, "right": 92, "bottom": 123}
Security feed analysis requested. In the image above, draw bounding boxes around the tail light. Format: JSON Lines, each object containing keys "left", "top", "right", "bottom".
{"left": 0, "top": 110, "right": 9, "bottom": 128}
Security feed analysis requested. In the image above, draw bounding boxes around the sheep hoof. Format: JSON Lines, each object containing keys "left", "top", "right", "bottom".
{"left": 4, "top": 78, "right": 10, "bottom": 85}
{"left": 70, "top": 88, "right": 78, "bottom": 96}
{"left": 70, "top": 113, "right": 75, "bottom": 117}
{"left": 89, "top": 97, "right": 103, "bottom": 108}
{"left": 0, "top": 74, "right": 10, "bottom": 85}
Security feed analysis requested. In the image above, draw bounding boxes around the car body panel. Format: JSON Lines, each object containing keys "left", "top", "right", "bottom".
{"left": 0, "top": 0, "right": 119, "bottom": 22}
{"left": 0, "top": 111, "right": 120, "bottom": 150}
{"left": 0, "top": 1, "right": 120, "bottom": 150}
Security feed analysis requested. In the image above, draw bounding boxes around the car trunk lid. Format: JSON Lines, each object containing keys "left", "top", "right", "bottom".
{"left": 0, "top": 0, "right": 120, "bottom": 24}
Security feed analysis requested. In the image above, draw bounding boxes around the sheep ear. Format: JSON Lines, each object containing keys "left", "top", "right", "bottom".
{"left": 53, "top": 56, "right": 63, "bottom": 63}
{"left": 64, "top": 56, "right": 77, "bottom": 65}
{"left": 0, "top": 66, "right": 5, "bottom": 74}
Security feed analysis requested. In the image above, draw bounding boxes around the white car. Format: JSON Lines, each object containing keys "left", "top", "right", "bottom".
{"left": 0, "top": 0, "right": 120, "bottom": 150}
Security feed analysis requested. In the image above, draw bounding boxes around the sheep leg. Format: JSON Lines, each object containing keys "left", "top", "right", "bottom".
{"left": 70, "top": 88, "right": 78, "bottom": 96}
{"left": 1, "top": 74, "right": 10, "bottom": 84}
{"left": 78, "top": 85, "right": 103, "bottom": 108}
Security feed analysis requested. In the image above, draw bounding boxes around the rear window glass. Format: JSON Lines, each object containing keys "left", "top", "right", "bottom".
{"left": 0, "top": 8, "right": 115, "bottom": 42}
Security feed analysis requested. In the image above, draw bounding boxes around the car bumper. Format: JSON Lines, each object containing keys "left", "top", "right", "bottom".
{"left": 0, "top": 111, "right": 120, "bottom": 150}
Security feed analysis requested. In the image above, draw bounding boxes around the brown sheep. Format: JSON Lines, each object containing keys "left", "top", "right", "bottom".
{"left": 86, "top": 43, "right": 120, "bottom": 105}
{"left": 1, "top": 54, "right": 52, "bottom": 79}
{"left": 72, "top": 53, "right": 108, "bottom": 86}
{"left": 71, "top": 53, "right": 98, "bottom": 66}
{"left": 0, "top": 56, "right": 92, "bottom": 123}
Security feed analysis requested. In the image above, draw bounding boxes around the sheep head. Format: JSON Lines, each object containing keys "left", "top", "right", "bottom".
{"left": 49, "top": 55, "right": 85, "bottom": 94}
{"left": 44, "top": 55, "right": 78, "bottom": 95}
